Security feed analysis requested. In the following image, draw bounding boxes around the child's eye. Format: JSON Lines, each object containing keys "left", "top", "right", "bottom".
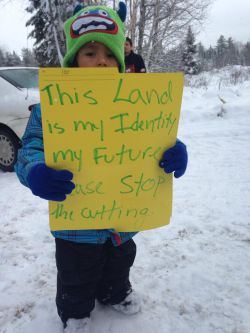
{"left": 107, "top": 53, "right": 115, "bottom": 58}
{"left": 84, "top": 52, "right": 95, "bottom": 57}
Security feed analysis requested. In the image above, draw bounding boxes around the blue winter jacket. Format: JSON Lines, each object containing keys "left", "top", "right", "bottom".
{"left": 15, "top": 104, "right": 136, "bottom": 246}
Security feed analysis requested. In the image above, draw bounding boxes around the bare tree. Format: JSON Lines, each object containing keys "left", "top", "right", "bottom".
{"left": 137, "top": 0, "right": 146, "bottom": 54}
{"left": 145, "top": 0, "right": 160, "bottom": 69}
{"left": 47, "top": 0, "right": 63, "bottom": 65}
{"left": 125, "top": 0, "right": 139, "bottom": 44}
{"left": 123, "top": 0, "right": 211, "bottom": 71}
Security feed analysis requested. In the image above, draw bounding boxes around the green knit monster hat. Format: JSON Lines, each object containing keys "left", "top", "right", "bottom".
{"left": 63, "top": 2, "right": 127, "bottom": 72}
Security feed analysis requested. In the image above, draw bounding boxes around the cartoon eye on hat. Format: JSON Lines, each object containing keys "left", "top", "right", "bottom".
{"left": 99, "top": 10, "right": 109, "bottom": 17}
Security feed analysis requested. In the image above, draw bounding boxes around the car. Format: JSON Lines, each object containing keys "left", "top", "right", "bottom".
{"left": 0, "top": 67, "right": 39, "bottom": 172}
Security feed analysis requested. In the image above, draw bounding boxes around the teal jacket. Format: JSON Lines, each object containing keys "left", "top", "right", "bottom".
{"left": 15, "top": 104, "right": 136, "bottom": 246}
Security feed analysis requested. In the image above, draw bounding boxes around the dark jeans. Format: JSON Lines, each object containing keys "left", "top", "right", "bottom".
{"left": 55, "top": 238, "right": 136, "bottom": 324}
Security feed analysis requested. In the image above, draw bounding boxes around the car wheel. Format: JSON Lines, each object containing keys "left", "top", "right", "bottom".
{"left": 0, "top": 129, "right": 19, "bottom": 172}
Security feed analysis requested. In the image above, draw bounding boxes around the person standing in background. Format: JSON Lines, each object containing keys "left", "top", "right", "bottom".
{"left": 125, "top": 37, "right": 146, "bottom": 73}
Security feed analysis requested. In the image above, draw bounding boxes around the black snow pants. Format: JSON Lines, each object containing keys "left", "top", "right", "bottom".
{"left": 55, "top": 237, "right": 136, "bottom": 324}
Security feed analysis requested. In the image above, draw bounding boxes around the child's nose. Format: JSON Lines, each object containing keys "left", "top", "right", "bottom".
{"left": 97, "top": 55, "right": 108, "bottom": 67}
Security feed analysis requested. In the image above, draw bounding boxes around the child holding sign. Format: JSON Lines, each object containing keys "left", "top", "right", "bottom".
{"left": 15, "top": 2, "right": 187, "bottom": 333}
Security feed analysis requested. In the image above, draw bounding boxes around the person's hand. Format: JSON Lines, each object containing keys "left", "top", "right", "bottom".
{"left": 159, "top": 139, "right": 188, "bottom": 178}
{"left": 27, "top": 163, "right": 75, "bottom": 201}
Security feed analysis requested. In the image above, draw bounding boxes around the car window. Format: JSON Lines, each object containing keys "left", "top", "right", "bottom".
{"left": 0, "top": 68, "right": 38, "bottom": 89}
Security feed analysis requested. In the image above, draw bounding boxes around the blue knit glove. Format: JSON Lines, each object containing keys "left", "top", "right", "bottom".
{"left": 159, "top": 139, "right": 188, "bottom": 178}
{"left": 27, "top": 163, "right": 75, "bottom": 201}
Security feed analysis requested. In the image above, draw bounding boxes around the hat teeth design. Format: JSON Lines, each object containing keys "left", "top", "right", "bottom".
{"left": 79, "top": 24, "right": 107, "bottom": 34}
{"left": 73, "top": 16, "right": 112, "bottom": 29}
{"left": 72, "top": 15, "right": 116, "bottom": 36}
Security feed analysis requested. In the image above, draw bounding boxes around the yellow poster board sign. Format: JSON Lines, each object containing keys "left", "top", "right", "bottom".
{"left": 39, "top": 68, "right": 184, "bottom": 232}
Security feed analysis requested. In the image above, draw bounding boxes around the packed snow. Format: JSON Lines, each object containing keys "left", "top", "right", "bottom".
{"left": 1, "top": 67, "right": 250, "bottom": 333}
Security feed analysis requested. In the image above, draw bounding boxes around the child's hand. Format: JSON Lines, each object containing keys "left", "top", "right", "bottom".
{"left": 159, "top": 139, "right": 188, "bottom": 178}
{"left": 27, "top": 163, "right": 75, "bottom": 201}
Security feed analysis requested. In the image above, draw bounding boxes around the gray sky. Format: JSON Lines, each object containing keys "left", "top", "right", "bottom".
{"left": 0, "top": 0, "right": 250, "bottom": 55}
{"left": 0, "top": 1, "right": 33, "bottom": 54}
{"left": 198, "top": 0, "right": 250, "bottom": 46}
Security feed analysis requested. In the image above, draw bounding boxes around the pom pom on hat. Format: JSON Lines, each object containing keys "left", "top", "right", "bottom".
{"left": 73, "top": 4, "right": 85, "bottom": 15}
{"left": 117, "top": 2, "right": 127, "bottom": 22}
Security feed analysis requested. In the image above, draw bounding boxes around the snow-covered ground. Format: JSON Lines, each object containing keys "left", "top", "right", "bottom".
{"left": 1, "top": 67, "right": 250, "bottom": 333}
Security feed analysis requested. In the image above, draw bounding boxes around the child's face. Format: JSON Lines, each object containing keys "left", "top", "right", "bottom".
{"left": 76, "top": 41, "right": 119, "bottom": 69}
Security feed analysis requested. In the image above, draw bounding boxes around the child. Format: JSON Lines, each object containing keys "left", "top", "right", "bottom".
{"left": 15, "top": 3, "right": 188, "bottom": 333}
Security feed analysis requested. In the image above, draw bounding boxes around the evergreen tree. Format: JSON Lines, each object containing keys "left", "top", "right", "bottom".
{"left": 206, "top": 45, "right": 215, "bottom": 60}
{"left": 194, "top": 36, "right": 250, "bottom": 71}
{"left": 26, "top": 0, "right": 76, "bottom": 67}
{"left": 21, "top": 48, "right": 37, "bottom": 66}
{"left": 182, "top": 26, "right": 199, "bottom": 74}
{"left": 243, "top": 42, "right": 250, "bottom": 66}
{"left": 215, "top": 35, "right": 227, "bottom": 68}
{"left": 5, "top": 51, "right": 22, "bottom": 66}
{"left": 197, "top": 42, "right": 206, "bottom": 71}
{"left": 227, "top": 37, "right": 239, "bottom": 65}
{"left": 0, "top": 48, "right": 6, "bottom": 66}
{"left": 26, "top": 0, "right": 57, "bottom": 66}
{"left": 204, "top": 45, "right": 216, "bottom": 70}
{"left": 12, "top": 52, "right": 22, "bottom": 66}
{"left": 197, "top": 42, "right": 205, "bottom": 59}
{"left": 164, "top": 45, "right": 184, "bottom": 72}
